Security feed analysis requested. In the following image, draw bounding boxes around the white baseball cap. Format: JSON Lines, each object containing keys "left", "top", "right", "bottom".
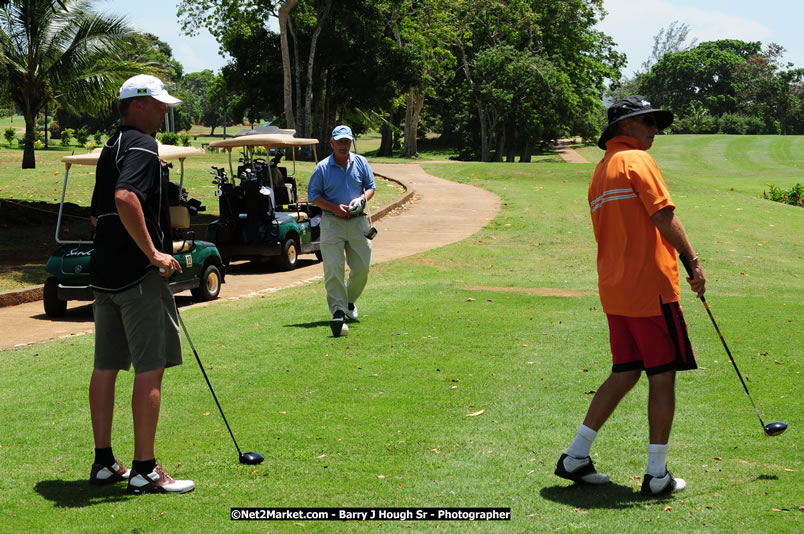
{"left": 119, "top": 74, "right": 182, "bottom": 106}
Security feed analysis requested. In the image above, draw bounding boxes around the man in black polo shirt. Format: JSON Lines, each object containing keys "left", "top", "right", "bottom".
{"left": 88, "top": 74, "right": 194, "bottom": 494}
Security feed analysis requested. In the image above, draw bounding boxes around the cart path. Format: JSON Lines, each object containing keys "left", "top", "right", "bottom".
{"left": 0, "top": 163, "right": 500, "bottom": 351}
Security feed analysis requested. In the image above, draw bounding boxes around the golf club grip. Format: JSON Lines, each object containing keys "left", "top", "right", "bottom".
{"left": 679, "top": 253, "right": 706, "bottom": 303}
{"left": 679, "top": 253, "right": 694, "bottom": 279}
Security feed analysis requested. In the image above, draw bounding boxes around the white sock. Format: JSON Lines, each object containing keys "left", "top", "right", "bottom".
{"left": 567, "top": 424, "right": 597, "bottom": 459}
{"left": 647, "top": 443, "right": 669, "bottom": 477}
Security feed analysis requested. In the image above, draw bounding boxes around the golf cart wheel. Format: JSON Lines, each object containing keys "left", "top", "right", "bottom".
{"left": 44, "top": 276, "right": 67, "bottom": 317}
{"left": 278, "top": 237, "right": 299, "bottom": 270}
{"left": 191, "top": 264, "right": 222, "bottom": 301}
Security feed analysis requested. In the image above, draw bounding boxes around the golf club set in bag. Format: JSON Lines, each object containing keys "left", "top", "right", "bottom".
{"left": 680, "top": 254, "right": 787, "bottom": 437}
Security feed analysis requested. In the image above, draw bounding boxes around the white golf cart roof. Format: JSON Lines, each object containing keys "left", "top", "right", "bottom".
{"left": 208, "top": 133, "right": 319, "bottom": 151}
{"left": 56, "top": 144, "right": 204, "bottom": 245}
{"left": 208, "top": 134, "right": 319, "bottom": 178}
{"left": 61, "top": 144, "right": 204, "bottom": 169}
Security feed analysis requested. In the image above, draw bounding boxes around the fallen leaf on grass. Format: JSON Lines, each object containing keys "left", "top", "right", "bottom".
{"left": 771, "top": 508, "right": 788, "bottom": 512}
{"left": 316, "top": 454, "right": 327, "bottom": 459}
{"left": 664, "top": 506, "right": 672, "bottom": 512}
{"left": 799, "top": 506, "right": 803, "bottom": 512}
{"left": 521, "top": 344, "right": 529, "bottom": 347}
{"left": 571, "top": 508, "right": 589, "bottom": 514}
{"left": 466, "top": 298, "right": 475, "bottom": 302}
{"left": 714, "top": 457, "right": 722, "bottom": 461}
{"left": 202, "top": 412, "right": 211, "bottom": 416}
{"left": 774, "top": 360, "right": 784, "bottom": 365}
{"left": 466, "top": 410, "right": 485, "bottom": 417}
{"left": 431, "top": 448, "right": 441, "bottom": 454}
{"left": 784, "top": 468, "right": 794, "bottom": 472}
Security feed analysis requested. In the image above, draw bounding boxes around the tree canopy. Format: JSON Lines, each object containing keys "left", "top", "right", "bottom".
{"left": 177, "top": 0, "right": 624, "bottom": 161}
{"left": 0, "top": 0, "right": 140, "bottom": 167}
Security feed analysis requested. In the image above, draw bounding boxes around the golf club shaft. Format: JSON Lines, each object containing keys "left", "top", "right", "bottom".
{"left": 177, "top": 311, "right": 243, "bottom": 455}
{"left": 679, "top": 255, "right": 766, "bottom": 427}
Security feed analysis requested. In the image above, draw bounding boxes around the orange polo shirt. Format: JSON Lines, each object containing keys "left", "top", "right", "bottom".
{"left": 588, "top": 136, "right": 680, "bottom": 317}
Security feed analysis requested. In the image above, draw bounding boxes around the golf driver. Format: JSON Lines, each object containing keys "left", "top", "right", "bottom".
{"left": 176, "top": 311, "right": 265, "bottom": 463}
{"left": 680, "top": 254, "right": 787, "bottom": 436}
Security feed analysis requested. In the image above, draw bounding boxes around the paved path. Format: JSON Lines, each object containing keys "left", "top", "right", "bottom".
{"left": 0, "top": 163, "right": 500, "bottom": 351}
{"left": 553, "top": 139, "right": 590, "bottom": 164}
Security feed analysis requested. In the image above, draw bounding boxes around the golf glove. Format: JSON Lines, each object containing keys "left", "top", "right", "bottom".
{"left": 348, "top": 196, "right": 366, "bottom": 216}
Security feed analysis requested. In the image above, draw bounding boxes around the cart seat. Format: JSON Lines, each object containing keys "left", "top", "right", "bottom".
{"left": 289, "top": 211, "right": 309, "bottom": 222}
{"left": 173, "top": 240, "right": 193, "bottom": 254}
{"left": 170, "top": 206, "right": 191, "bottom": 229}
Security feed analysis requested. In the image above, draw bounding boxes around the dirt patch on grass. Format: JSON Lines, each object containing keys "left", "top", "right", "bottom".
{"left": 464, "top": 285, "right": 596, "bottom": 297}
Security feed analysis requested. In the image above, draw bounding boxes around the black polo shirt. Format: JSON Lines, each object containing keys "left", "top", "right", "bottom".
{"left": 90, "top": 126, "right": 172, "bottom": 292}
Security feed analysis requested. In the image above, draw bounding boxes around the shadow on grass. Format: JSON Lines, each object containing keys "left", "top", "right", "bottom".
{"left": 34, "top": 479, "right": 131, "bottom": 508}
{"left": 284, "top": 318, "right": 360, "bottom": 329}
{"left": 540, "top": 483, "right": 669, "bottom": 510}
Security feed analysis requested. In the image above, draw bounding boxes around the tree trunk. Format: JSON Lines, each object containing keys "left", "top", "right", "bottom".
{"left": 22, "top": 113, "right": 36, "bottom": 169}
{"left": 494, "top": 128, "right": 505, "bottom": 162}
{"left": 403, "top": 88, "right": 424, "bottom": 158}
{"left": 288, "top": 15, "right": 302, "bottom": 130}
{"left": 303, "top": 0, "right": 332, "bottom": 140}
{"left": 477, "top": 105, "right": 490, "bottom": 162}
{"left": 519, "top": 142, "right": 532, "bottom": 163}
{"left": 279, "top": 0, "right": 298, "bottom": 131}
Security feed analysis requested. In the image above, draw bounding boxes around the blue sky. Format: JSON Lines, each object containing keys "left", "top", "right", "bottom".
{"left": 100, "top": 0, "right": 804, "bottom": 77}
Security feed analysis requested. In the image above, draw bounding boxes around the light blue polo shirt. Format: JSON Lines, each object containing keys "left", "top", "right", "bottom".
{"left": 308, "top": 152, "right": 375, "bottom": 206}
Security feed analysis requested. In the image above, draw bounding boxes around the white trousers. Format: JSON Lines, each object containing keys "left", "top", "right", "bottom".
{"left": 320, "top": 212, "right": 372, "bottom": 315}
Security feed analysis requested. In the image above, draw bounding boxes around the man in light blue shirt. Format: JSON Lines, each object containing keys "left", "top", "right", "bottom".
{"left": 308, "top": 125, "right": 376, "bottom": 337}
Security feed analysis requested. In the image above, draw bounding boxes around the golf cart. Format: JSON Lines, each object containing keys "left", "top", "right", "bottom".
{"left": 205, "top": 132, "right": 322, "bottom": 269}
{"left": 44, "top": 144, "right": 226, "bottom": 317}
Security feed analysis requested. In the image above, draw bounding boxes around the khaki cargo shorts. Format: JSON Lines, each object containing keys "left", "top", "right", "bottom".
{"left": 93, "top": 270, "right": 182, "bottom": 374}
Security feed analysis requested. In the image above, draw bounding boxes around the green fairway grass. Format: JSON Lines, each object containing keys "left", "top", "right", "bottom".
{"left": 0, "top": 135, "right": 802, "bottom": 532}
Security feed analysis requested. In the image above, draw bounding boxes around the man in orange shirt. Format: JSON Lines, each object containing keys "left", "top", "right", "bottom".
{"left": 555, "top": 96, "right": 706, "bottom": 496}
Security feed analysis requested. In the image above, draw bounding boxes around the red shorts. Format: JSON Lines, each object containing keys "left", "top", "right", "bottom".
{"left": 607, "top": 302, "right": 697, "bottom": 375}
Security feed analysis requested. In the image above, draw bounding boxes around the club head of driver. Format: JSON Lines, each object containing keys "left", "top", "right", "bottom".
{"left": 764, "top": 421, "right": 788, "bottom": 436}
{"left": 239, "top": 451, "right": 265, "bottom": 465}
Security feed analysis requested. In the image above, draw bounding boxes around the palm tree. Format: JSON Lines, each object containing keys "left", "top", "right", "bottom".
{"left": 0, "top": 0, "right": 137, "bottom": 168}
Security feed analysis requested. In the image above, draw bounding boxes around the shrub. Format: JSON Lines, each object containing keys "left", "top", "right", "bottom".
{"left": 718, "top": 113, "right": 747, "bottom": 135}
{"left": 159, "top": 131, "right": 179, "bottom": 145}
{"left": 763, "top": 183, "right": 804, "bottom": 207}
{"left": 179, "top": 132, "right": 192, "bottom": 146}
{"left": 743, "top": 116, "right": 766, "bottom": 135}
{"left": 75, "top": 126, "right": 90, "bottom": 145}
{"left": 3, "top": 127, "right": 15, "bottom": 146}
{"left": 93, "top": 132, "right": 104, "bottom": 145}
{"left": 49, "top": 121, "right": 61, "bottom": 140}
{"left": 61, "top": 128, "right": 75, "bottom": 146}
{"left": 17, "top": 136, "right": 25, "bottom": 147}
{"left": 34, "top": 140, "right": 44, "bottom": 150}
{"left": 84, "top": 142, "right": 96, "bottom": 152}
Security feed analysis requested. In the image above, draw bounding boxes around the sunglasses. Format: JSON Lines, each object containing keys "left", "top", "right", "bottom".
{"left": 640, "top": 115, "right": 657, "bottom": 127}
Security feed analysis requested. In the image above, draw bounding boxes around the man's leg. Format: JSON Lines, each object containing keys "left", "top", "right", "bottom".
{"left": 132, "top": 367, "right": 165, "bottom": 461}
{"left": 89, "top": 368, "right": 119, "bottom": 449}
{"left": 344, "top": 219, "right": 372, "bottom": 306}
{"left": 641, "top": 369, "right": 685, "bottom": 494}
{"left": 320, "top": 215, "right": 348, "bottom": 315}
{"left": 556, "top": 370, "right": 641, "bottom": 485}
{"left": 647, "top": 369, "right": 675, "bottom": 444}
{"left": 582, "top": 370, "right": 641, "bottom": 431}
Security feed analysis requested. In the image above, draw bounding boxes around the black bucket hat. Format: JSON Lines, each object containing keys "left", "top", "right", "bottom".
{"left": 598, "top": 95, "right": 673, "bottom": 149}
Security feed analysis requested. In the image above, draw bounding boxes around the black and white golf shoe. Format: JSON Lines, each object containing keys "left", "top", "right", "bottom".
{"left": 330, "top": 314, "right": 348, "bottom": 337}
{"left": 554, "top": 453, "right": 610, "bottom": 485}
{"left": 641, "top": 469, "right": 686, "bottom": 496}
